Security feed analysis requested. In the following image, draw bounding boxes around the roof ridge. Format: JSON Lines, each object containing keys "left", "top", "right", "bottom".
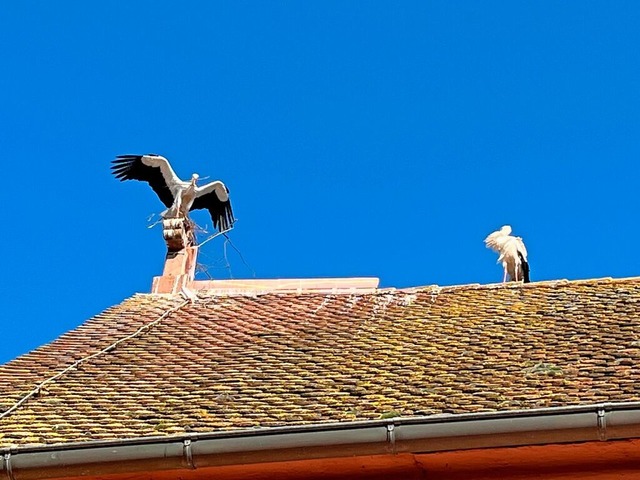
{"left": 137, "top": 275, "right": 640, "bottom": 298}
{"left": 0, "top": 299, "right": 190, "bottom": 421}
{"left": 429, "top": 275, "right": 640, "bottom": 293}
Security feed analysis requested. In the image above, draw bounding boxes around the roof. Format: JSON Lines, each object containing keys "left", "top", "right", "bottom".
{"left": 1, "top": 276, "right": 640, "bottom": 448}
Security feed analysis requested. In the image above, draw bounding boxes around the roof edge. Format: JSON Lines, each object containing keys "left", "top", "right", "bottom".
{"left": 3, "top": 402, "right": 640, "bottom": 479}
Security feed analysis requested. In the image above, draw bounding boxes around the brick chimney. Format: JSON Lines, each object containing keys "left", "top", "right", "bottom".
{"left": 151, "top": 246, "right": 198, "bottom": 294}
{"left": 151, "top": 216, "right": 198, "bottom": 294}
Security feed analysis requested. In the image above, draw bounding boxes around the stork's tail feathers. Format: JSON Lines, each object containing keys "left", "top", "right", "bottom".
{"left": 518, "top": 251, "right": 530, "bottom": 283}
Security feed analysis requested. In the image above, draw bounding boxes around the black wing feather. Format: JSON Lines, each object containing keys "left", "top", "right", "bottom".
{"left": 111, "top": 155, "right": 174, "bottom": 208}
{"left": 517, "top": 251, "right": 531, "bottom": 283}
{"left": 191, "top": 187, "right": 235, "bottom": 232}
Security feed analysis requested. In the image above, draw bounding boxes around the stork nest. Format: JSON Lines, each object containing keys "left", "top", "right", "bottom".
{"left": 162, "top": 215, "right": 196, "bottom": 252}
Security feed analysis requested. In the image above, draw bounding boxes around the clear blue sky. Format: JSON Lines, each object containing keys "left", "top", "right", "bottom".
{"left": 1, "top": 2, "right": 639, "bottom": 363}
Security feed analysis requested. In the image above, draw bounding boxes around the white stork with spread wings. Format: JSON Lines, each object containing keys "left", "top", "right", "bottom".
{"left": 484, "top": 225, "right": 530, "bottom": 283}
{"left": 111, "top": 154, "right": 235, "bottom": 232}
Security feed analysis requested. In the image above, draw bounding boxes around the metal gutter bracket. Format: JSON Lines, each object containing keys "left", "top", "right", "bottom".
{"left": 597, "top": 407, "right": 607, "bottom": 441}
{"left": 183, "top": 439, "right": 194, "bottom": 469}
{"left": 3, "top": 453, "right": 15, "bottom": 480}
{"left": 386, "top": 423, "right": 397, "bottom": 455}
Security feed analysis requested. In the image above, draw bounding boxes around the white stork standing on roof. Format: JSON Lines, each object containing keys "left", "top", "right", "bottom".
{"left": 484, "top": 225, "right": 530, "bottom": 283}
{"left": 111, "top": 154, "right": 235, "bottom": 232}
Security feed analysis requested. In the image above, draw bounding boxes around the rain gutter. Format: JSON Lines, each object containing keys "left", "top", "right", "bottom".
{"left": 2, "top": 401, "right": 640, "bottom": 479}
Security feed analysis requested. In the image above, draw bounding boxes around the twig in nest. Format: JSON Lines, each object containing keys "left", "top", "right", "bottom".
{"left": 198, "top": 225, "right": 234, "bottom": 248}
{"left": 222, "top": 233, "right": 256, "bottom": 278}
{"left": 147, "top": 213, "right": 163, "bottom": 229}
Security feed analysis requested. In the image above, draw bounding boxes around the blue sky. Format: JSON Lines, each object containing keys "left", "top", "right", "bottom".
{"left": 1, "top": 2, "right": 639, "bottom": 363}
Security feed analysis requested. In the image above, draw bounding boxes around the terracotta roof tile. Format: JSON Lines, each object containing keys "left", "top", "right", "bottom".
{"left": 1, "top": 277, "right": 640, "bottom": 447}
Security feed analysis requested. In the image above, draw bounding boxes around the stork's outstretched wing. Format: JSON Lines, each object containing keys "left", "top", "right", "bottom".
{"left": 111, "top": 154, "right": 180, "bottom": 208}
{"left": 192, "top": 181, "right": 235, "bottom": 232}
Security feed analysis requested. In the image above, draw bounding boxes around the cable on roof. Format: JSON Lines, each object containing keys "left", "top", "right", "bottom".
{"left": 0, "top": 299, "right": 190, "bottom": 421}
